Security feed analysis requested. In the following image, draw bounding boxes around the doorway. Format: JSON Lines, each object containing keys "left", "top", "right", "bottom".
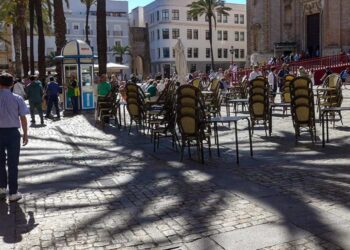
{"left": 306, "top": 14, "right": 320, "bottom": 57}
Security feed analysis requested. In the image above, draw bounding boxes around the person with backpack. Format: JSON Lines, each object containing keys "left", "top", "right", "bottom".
{"left": 26, "top": 75, "right": 44, "bottom": 125}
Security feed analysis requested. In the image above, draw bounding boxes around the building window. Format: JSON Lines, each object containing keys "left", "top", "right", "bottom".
{"left": 163, "top": 47, "right": 170, "bottom": 58}
{"left": 234, "top": 49, "right": 239, "bottom": 58}
{"left": 187, "top": 11, "right": 197, "bottom": 21}
{"left": 205, "top": 15, "right": 209, "bottom": 21}
{"left": 172, "top": 9, "right": 179, "bottom": 20}
{"left": 234, "top": 14, "right": 239, "bottom": 24}
{"left": 157, "top": 11, "right": 159, "bottom": 21}
{"left": 218, "top": 48, "right": 222, "bottom": 58}
{"left": 157, "top": 29, "right": 160, "bottom": 40}
{"left": 240, "top": 14, "right": 244, "bottom": 24}
{"left": 193, "top": 29, "right": 198, "bottom": 40}
{"left": 217, "top": 13, "right": 222, "bottom": 23}
{"left": 172, "top": 28, "right": 179, "bottom": 39}
{"left": 158, "top": 48, "right": 161, "bottom": 58}
{"left": 235, "top": 31, "right": 239, "bottom": 41}
{"left": 223, "top": 15, "right": 228, "bottom": 23}
{"left": 73, "top": 24, "right": 79, "bottom": 30}
{"left": 187, "top": 11, "right": 192, "bottom": 21}
{"left": 162, "top": 9, "right": 169, "bottom": 21}
{"left": 205, "top": 30, "right": 210, "bottom": 40}
{"left": 187, "top": 48, "right": 192, "bottom": 58}
{"left": 240, "top": 32, "right": 245, "bottom": 41}
{"left": 173, "top": 48, "right": 175, "bottom": 58}
{"left": 217, "top": 30, "right": 222, "bottom": 41}
{"left": 162, "top": 28, "right": 169, "bottom": 39}
{"left": 240, "top": 49, "right": 245, "bottom": 58}
{"left": 190, "top": 64, "right": 196, "bottom": 73}
{"left": 223, "top": 49, "right": 228, "bottom": 58}
{"left": 187, "top": 29, "right": 192, "bottom": 39}
{"left": 206, "top": 48, "right": 210, "bottom": 58}
{"left": 115, "top": 41, "right": 121, "bottom": 46}
{"left": 151, "top": 13, "right": 154, "bottom": 23}
{"left": 151, "top": 30, "right": 155, "bottom": 41}
{"left": 194, "top": 48, "right": 198, "bottom": 58}
{"left": 223, "top": 31, "right": 228, "bottom": 41}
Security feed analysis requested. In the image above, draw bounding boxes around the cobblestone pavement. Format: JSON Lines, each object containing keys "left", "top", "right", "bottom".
{"left": 1, "top": 91, "right": 350, "bottom": 249}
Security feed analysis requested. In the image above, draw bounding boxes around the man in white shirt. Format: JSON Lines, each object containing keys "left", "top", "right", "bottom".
{"left": 13, "top": 78, "right": 26, "bottom": 99}
{"left": 268, "top": 66, "right": 278, "bottom": 103}
{"left": 249, "top": 65, "right": 262, "bottom": 81}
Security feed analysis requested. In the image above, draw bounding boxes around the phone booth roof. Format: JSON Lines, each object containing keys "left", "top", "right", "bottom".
{"left": 56, "top": 40, "right": 96, "bottom": 61}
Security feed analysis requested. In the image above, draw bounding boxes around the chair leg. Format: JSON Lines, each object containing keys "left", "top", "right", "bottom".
{"left": 153, "top": 131, "right": 156, "bottom": 152}
{"left": 157, "top": 133, "right": 160, "bottom": 149}
{"left": 128, "top": 119, "right": 133, "bottom": 135}
{"left": 180, "top": 139, "right": 185, "bottom": 161}
{"left": 188, "top": 140, "right": 191, "bottom": 159}
{"left": 200, "top": 140, "right": 204, "bottom": 164}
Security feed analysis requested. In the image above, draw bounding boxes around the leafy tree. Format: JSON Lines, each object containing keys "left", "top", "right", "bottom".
{"left": 187, "top": 0, "right": 231, "bottom": 70}
{"left": 112, "top": 44, "right": 130, "bottom": 64}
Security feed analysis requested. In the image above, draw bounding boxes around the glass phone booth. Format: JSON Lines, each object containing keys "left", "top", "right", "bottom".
{"left": 57, "top": 40, "right": 96, "bottom": 111}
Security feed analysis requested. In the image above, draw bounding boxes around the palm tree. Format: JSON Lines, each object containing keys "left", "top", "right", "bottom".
{"left": 29, "top": 0, "right": 35, "bottom": 75}
{"left": 17, "top": 0, "right": 29, "bottom": 77}
{"left": 187, "top": 0, "right": 231, "bottom": 70}
{"left": 53, "top": 0, "right": 69, "bottom": 85}
{"left": 112, "top": 44, "right": 130, "bottom": 64}
{"left": 96, "top": 0, "right": 107, "bottom": 75}
{"left": 34, "top": 0, "right": 46, "bottom": 83}
{"left": 81, "top": 0, "right": 96, "bottom": 45}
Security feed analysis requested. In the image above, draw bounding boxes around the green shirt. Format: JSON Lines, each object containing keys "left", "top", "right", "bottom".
{"left": 98, "top": 81, "right": 112, "bottom": 96}
{"left": 26, "top": 81, "right": 43, "bottom": 103}
{"left": 147, "top": 85, "right": 157, "bottom": 97}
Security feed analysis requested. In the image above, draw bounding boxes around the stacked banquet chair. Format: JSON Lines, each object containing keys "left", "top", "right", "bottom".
{"left": 290, "top": 76, "right": 317, "bottom": 142}
{"left": 248, "top": 78, "right": 270, "bottom": 135}
{"left": 176, "top": 85, "right": 211, "bottom": 163}
{"left": 125, "top": 83, "right": 148, "bottom": 134}
{"left": 149, "top": 81, "right": 180, "bottom": 152}
{"left": 192, "top": 78, "right": 201, "bottom": 89}
{"left": 281, "top": 74, "right": 295, "bottom": 115}
{"left": 317, "top": 73, "right": 343, "bottom": 124}
{"left": 95, "top": 85, "right": 120, "bottom": 128}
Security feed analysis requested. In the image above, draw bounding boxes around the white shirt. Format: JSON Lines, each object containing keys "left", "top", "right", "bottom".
{"left": 13, "top": 82, "right": 26, "bottom": 98}
{"left": 268, "top": 72, "right": 276, "bottom": 88}
{"left": 249, "top": 70, "right": 262, "bottom": 81}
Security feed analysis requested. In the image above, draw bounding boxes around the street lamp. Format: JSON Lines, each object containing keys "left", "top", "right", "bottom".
{"left": 230, "top": 45, "right": 234, "bottom": 65}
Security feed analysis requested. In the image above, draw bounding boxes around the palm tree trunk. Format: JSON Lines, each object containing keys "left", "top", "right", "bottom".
{"left": 97, "top": 0, "right": 107, "bottom": 75}
{"left": 29, "top": 0, "right": 35, "bottom": 75}
{"left": 85, "top": 5, "right": 91, "bottom": 45}
{"left": 34, "top": 0, "right": 46, "bottom": 84}
{"left": 208, "top": 15, "right": 215, "bottom": 71}
{"left": 18, "top": 0, "right": 29, "bottom": 77}
{"left": 53, "top": 0, "right": 67, "bottom": 85}
{"left": 12, "top": 24, "right": 22, "bottom": 77}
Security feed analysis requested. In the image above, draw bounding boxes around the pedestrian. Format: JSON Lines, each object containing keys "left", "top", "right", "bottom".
{"left": 67, "top": 75, "right": 79, "bottom": 114}
{"left": 248, "top": 65, "right": 262, "bottom": 81}
{"left": 268, "top": 66, "right": 278, "bottom": 103}
{"left": 297, "top": 66, "right": 308, "bottom": 77}
{"left": 320, "top": 67, "right": 333, "bottom": 83}
{"left": 0, "top": 73, "right": 29, "bottom": 202}
{"left": 13, "top": 78, "right": 26, "bottom": 99}
{"left": 45, "top": 76, "right": 61, "bottom": 119}
{"left": 277, "top": 63, "right": 289, "bottom": 91}
{"left": 26, "top": 75, "right": 44, "bottom": 125}
{"left": 97, "top": 74, "right": 112, "bottom": 97}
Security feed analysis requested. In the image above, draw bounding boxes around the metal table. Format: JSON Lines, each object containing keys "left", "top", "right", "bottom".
{"left": 226, "top": 98, "right": 249, "bottom": 116}
{"left": 209, "top": 115, "right": 253, "bottom": 164}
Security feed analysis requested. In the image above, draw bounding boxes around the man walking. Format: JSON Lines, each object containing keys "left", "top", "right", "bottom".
{"left": 0, "top": 73, "right": 29, "bottom": 202}
{"left": 26, "top": 76, "right": 44, "bottom": 125}
{"left": 45, "top": 76, "right": 61, "bottom": 119}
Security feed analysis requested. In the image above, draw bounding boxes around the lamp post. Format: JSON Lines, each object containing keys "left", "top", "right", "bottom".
{"left": 230, "top": 45, "right": 234, "bottom": 65}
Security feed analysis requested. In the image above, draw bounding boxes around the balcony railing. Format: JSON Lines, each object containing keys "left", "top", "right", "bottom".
{"left": 113, "top": 31, "right": 123, "bottom": 36}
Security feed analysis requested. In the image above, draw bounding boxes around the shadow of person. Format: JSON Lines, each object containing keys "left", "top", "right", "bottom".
{"left": 0, "top": 201, "right": 38, "bottom": 244}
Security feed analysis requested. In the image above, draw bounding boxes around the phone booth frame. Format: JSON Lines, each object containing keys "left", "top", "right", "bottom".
{"left": 56, "top": 40, "right": 96, "bottom": 111}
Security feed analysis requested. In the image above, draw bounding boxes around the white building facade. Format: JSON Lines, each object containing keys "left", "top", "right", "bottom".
{"left": 29, "top": 0, "right": 130, "bottom": 70}
{"left": 143, "top": 0, "right": 247, "bottom": 77}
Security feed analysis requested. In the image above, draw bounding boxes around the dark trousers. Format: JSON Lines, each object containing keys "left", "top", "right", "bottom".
{"left": 29, "top": 101, "right": 43, "bottom": 123}
{"left": 71, "top": 96, "right": 79, "bottom": 114}
{"left": 0, "top": 128, "right": 21, "bottom": 195}
{"left": 46, "top": 95, "right": 60, "bottom": 118}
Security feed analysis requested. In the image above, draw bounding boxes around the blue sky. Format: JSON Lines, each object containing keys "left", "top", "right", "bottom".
{"left": 128, "top": 0, "right": 246, "bottom": 11}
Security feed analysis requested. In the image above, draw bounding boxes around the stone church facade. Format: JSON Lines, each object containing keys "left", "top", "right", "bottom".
{"left": 247, "top": 0, "right": 350, "bottom": 64}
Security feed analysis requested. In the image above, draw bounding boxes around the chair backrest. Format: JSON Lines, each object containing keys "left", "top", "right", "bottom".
{"left": 209, "top": 79, "right": 220, "bottom": 92}
{"left": 282, "top": 80, "right": 292, "bottom": 103}
{"left": 324, "top": 73, "right": 341, "bottom": 89}
{"left": 290, "top": 77, "right": 314, "bottom": 126}
{"left": 249, "top": 78, "right": 269, "bottom": 120}
{"left": 284, "top": 74, "right": 295, "bottom": 82}
{"left": 192, "top": 79, "right": 200, "bottom": 89}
